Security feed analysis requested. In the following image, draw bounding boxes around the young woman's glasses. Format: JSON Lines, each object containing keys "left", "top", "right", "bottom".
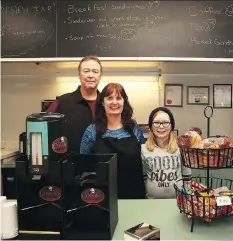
{"left": 152, "top": 122, "right": 171, "bottom": 128}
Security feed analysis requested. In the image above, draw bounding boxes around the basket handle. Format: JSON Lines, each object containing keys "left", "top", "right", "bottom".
{"left": 204, "top": 106, "right": 213, "bottom": 138}
{"left": 204, "top": 106, "right": 213, "bottom": 118}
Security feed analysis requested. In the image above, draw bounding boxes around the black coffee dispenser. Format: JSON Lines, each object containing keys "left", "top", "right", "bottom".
{"left": 16, "top": 112, "right": 67, "bottom": 240}
{"left": 61, "top": 153, "right": 118, "bottom": 240}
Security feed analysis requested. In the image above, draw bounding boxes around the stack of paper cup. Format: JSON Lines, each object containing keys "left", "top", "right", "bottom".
{"left": 1, "top": 202, "right": 18, "bottom": 239}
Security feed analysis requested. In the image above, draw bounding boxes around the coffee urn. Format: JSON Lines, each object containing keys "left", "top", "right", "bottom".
{"left": 16, "top": 112, "right": 67, "bottom": 240}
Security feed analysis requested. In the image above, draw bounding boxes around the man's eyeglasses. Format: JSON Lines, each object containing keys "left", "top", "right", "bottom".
{"left": 152, "top": 122, "right": 171, "bottom": 128}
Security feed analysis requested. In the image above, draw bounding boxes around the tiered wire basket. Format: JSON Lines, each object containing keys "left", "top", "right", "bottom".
{"left": 174, "top": 106, "right": 233, "bottom": 232}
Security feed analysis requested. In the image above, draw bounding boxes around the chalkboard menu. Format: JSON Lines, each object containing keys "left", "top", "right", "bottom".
{"left": 1, "top": 1, "right": 56, "bottom": 57}
{"left": 1, "top": 1, "right": 233, "bottom": 58}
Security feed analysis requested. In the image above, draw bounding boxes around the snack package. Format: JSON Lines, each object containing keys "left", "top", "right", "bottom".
{"left": 189, "top": 180, "right": 207, "bottom": 191}
{"left": 190, "top": 127, "right": 202, "bottom": 136}
{"left": 178, "top": 131, "right": 203, "bottom": 149}
{"left": 202, "top": 136, "right": 232, "bottom": 149}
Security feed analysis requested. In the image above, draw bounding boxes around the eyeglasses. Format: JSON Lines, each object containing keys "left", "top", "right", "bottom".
{"left": 152, "top": 122, "right": 171, "bottom": 128}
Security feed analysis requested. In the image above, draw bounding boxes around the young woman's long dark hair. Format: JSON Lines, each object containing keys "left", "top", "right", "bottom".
{"left": 95, "top": 83, "right": 136, "bottom": 136}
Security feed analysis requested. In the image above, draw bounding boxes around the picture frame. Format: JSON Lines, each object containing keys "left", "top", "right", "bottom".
{"left": 139, "top": 124, "right": 150, "bottom": 139}
{"left": 164, "top": 84, "right": 183, "bottom": 107}
{"left": 213, "top": 84, "right": 232, "bottom": 108}
{"left": 187, "top": 86, "right": 210, "bottom": 105}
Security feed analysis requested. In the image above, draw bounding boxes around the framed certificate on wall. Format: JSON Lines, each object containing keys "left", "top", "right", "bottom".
{"left": 164, "top": 84, "right": 183, "bottom": 107}
{"left": 187, "top": 86, "right": 210, "bottom": 105}
{"left": 213, "top": 84, "right": 232, "bottom": 108}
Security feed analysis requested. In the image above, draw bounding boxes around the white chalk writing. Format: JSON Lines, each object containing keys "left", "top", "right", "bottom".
{"left": 64, "top": 12, "right": 167, "bottom": 30}
{"left": 191, "top": 37, "right": 233, "bottom": 46}
{"left": 97, "top": 22, "right": 139, "bottom": 29}
{"left": 1, "top": 3, "right": 56, "bottom": 15}
{"left": 214, "top": 39, "right": 233, "bottom": 46}
{"left": 189, "top": 6, "right": 223, "bottom": 16}
{"left": 12, "top": 30, "right": 46, "bottom": 36}
{"left": 96, "top": 33, "right": 121, "bottom": 41}
{"left": 121, "top": 29, "right": 136, "bottom": 40}
{"left": 111, "top": 1, "right": 160, "bottom": 11}
{"left": 190, "top": 18, "right": 216, "bottom": 31}
{"left": 189, "top": 4, "right": 233, "bottom": 17}
{"left": 66, "top": 17, "right": 95, "bottom": 24}
{"left": 67, "top": 4, "right": 107, "bottom": 14}
{"left": 191, "top": 37, "right": 212, "bottom": 45}
{"left": 225, "top": 4, "right": 233, "bottom": 17}
{"left": 65, "top": 33, "right": 121, "bottom": 42}
{"left": 95, "top": 44, "right": 112, "bottom": 52}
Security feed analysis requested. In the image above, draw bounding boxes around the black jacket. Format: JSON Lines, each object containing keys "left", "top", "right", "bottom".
{"left": 57, "top": 86, "right": 99, "bottom": 153}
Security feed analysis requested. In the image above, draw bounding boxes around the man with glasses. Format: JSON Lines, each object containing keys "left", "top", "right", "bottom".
{"left": 47, "top": 56, "right": 102, "bottom": 153}
{"left": 141, "top": 107, "right": 191, "bottom": 199}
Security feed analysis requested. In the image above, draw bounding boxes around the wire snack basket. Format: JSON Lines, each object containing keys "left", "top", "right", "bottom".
{"left": 180, "top": 146, "right": 233, "bottom": 169}
{"left": 175, "top": 106, "right": 233, "bottom": 232}
{"left": 174, "top": 177, "right": 233, "bottom": 231}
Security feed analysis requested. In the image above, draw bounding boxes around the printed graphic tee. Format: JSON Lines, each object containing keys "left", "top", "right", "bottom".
{"left": 141, "top": 144, "right": 191, "bottom": 199}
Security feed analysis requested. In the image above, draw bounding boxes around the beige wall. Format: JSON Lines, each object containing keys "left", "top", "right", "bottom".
{"left": 1, "top": 72, "right": 233, "bottom": 145}
{"left": 160, "top": 74, "right": 233, "bottom": 137}
{"left": 1, "top": 75, "right": 159, "bottom": 144}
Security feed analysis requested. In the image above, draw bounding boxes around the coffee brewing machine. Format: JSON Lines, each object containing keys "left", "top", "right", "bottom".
{"left": 15, "top": 112, "right": 118, "bottom": 240}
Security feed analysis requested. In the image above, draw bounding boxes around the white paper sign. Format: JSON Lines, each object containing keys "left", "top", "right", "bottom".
{"left": 216, "top": 196, "right": 232, "bottom": 206}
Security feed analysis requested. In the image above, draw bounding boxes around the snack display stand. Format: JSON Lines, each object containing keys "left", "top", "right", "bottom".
{"left": 174, "top": 106, "right": 233, "bottom": 232}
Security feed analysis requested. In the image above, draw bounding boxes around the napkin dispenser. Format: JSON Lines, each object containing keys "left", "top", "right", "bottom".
{"left": 124, "top": 223, "right": 160, "bottom": 240}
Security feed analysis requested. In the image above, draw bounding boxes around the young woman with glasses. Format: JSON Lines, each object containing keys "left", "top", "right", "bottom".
{"left": 141, "top": 107, "right": 191, "bottom": 199}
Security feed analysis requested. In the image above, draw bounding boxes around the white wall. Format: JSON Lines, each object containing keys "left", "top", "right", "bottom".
{"left": 1, "top": 71, "right": 233, "bottom": 146}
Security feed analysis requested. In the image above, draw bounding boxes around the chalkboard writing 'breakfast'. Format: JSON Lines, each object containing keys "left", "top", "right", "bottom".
{"left": 1, "top": 1, "right": 233, "bottom": 58}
